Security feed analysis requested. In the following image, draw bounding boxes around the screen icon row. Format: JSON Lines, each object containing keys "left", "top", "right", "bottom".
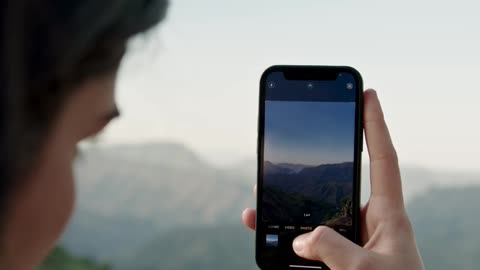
{"left": 268, "top": 81, "right": 353, "bottom": 90}
{"left": 267, "top": 225, "right": 313, "bottom": 231}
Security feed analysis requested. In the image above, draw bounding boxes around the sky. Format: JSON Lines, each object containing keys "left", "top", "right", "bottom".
{"left": 101, "top": 0, "right": 480, "bottom": 172}
{"left": 264, "top": 101, "right": 355, "bottom": 165}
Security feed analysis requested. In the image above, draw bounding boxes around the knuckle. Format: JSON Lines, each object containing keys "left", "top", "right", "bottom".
{"left": 392, "top": 149, "right": 399, "bottom": 163}
{"left": 349, "top": 254, "right": 373, "bottom": 270}
{"left": 372, "top": 149, "right": 398, "bottom": 165}
{"left": 308, "top": 226, "right": 330, "bottom": 246}
{"left": 392, "top": 213, "right": 414, "bottom": 235}
{"left": 302, "top": 227, "right": 331, "bottom": 260}
{"left": 363, "top": 115, "right": 384, "bottom": 126}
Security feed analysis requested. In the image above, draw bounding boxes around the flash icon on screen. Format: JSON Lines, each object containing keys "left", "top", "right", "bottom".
{"left": 346, "top": 83, "right": 354, "bottom": 90}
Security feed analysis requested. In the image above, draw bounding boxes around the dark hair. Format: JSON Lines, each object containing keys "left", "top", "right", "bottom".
{"left": 0, "top": 0, "right": 168, "bottom": 223}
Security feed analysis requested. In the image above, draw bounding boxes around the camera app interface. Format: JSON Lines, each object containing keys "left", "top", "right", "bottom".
{"left": 260, "top": 71, "right": 357, "bottom": 268}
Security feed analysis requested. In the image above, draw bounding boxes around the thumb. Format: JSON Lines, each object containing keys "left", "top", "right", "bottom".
{"left": 293, "top": 226, "right": 368, "bottom": 270}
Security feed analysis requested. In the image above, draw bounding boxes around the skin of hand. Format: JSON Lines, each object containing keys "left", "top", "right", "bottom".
{"left": 242, "top": 89, "right": 425, "bottom": 270}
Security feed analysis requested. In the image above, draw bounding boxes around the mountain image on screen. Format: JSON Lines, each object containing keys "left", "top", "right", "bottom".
{"left": 263, "top": 161, "right": 353, "bottom": 228}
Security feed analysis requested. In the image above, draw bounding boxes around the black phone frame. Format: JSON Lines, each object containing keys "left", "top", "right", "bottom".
{"left": 256, "top": 65, "right": 364, "bottom": 270}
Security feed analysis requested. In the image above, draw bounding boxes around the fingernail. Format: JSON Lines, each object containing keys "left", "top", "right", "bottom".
{"left": 366, "top": 88, "right": 377, "bottom": 96}
{"left": 293, "top": 235, "right": 306, "bottom": 253}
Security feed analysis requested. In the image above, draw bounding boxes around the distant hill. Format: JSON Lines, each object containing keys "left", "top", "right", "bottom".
{"left": 264, "top": 161, "right": 293, "bottom": 175}
{"left": 276, "top": 163, "right": 313, "bottom": 173}
{"left": 298, "top": 162, "right": 353, "bottom": 182}
{"left": 408, "top": 186, "right": 480, "bottom": 270}
{"left": 62, "top": 143, "right": 253, "bottom": 261}
{"left": 116, "top": 185, "right": 480, "bottom": 270}
{"left": 96, "top": 143, "right": 209, "bottom": 171}
{"left": 119, "top": 225, "right": 257, "bottom": 270}
{"left": 263, "top": 161, "right": 353, "bottom": 224}
{"left": 59, "top": 142, "right": 480, "bottom": 270}
{"left": 264, "top": 162, "right": 353, "bottom": 201}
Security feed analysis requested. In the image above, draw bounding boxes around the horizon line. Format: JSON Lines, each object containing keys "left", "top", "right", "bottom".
{"left": 265, "top": 160, "right": 353, "bottom": 167}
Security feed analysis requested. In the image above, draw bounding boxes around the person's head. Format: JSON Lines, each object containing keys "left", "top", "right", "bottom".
{"left": 0, "top": 0, "right": 168, "bottom": 268}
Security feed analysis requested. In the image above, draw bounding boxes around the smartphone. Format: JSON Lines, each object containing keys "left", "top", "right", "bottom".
{"left": 256, "top": 66, "right": 363, "bottom": 270}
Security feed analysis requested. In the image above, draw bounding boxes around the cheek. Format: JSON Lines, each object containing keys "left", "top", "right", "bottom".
{"left": 11, "top": 141, "right": 77, "bottom": 258}
{"left": 40, "top": 157, "right": 76, "bottom": 230}
{"left": 35, "top": 143, "right": 77, "bottom": 238}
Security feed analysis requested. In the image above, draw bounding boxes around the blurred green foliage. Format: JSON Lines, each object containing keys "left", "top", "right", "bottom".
{"left": 40, "top": 247, "right": 111, "bottom": 270}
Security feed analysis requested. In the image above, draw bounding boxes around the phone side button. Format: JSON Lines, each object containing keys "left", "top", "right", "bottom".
{"left": 361, "top": 130, "right": 364, "bottom": 152}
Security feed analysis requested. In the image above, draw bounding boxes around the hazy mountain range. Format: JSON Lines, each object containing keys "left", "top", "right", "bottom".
{"left": 54, "top": 142, "right": 480, "bottom": 270}
{"left": 264, "top": 161, "right": 353, "bottom": 198}
{"left": 262, "top": 161, "right": 353, "bottom": 224}
{"left": 275, "top": 163, "right": 314, "bottom": 173}
{"left": 64, "top": 143, "right": 253, "bottom": 262}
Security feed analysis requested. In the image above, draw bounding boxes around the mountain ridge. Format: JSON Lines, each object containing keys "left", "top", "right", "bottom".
{"left": 62, "top": 142, "right": 480, "bottom": 269}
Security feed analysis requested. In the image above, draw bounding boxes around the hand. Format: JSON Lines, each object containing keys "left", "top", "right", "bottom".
{"left": 242, "top": 89, "right": 425, "bottom": 270}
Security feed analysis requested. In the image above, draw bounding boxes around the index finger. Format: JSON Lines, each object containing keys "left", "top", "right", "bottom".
{"left": 364, "top": 89, "right": 404, "bottom": 206}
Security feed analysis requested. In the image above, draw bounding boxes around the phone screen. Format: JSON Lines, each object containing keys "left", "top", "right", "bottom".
{"left": 257, "top": 66, "right": 362, "bottom": 269}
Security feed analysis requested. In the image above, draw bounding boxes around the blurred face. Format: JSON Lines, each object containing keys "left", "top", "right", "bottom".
{"left": 1, "top": 74, "right": 119, "bottom": 269}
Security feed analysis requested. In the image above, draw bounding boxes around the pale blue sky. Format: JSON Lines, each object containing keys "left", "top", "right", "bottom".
{"left": 102, "top": 0, "right": 480, "bottom": 171}
{"left": 265, "top": 101, "right": 355, "bottom": 165}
